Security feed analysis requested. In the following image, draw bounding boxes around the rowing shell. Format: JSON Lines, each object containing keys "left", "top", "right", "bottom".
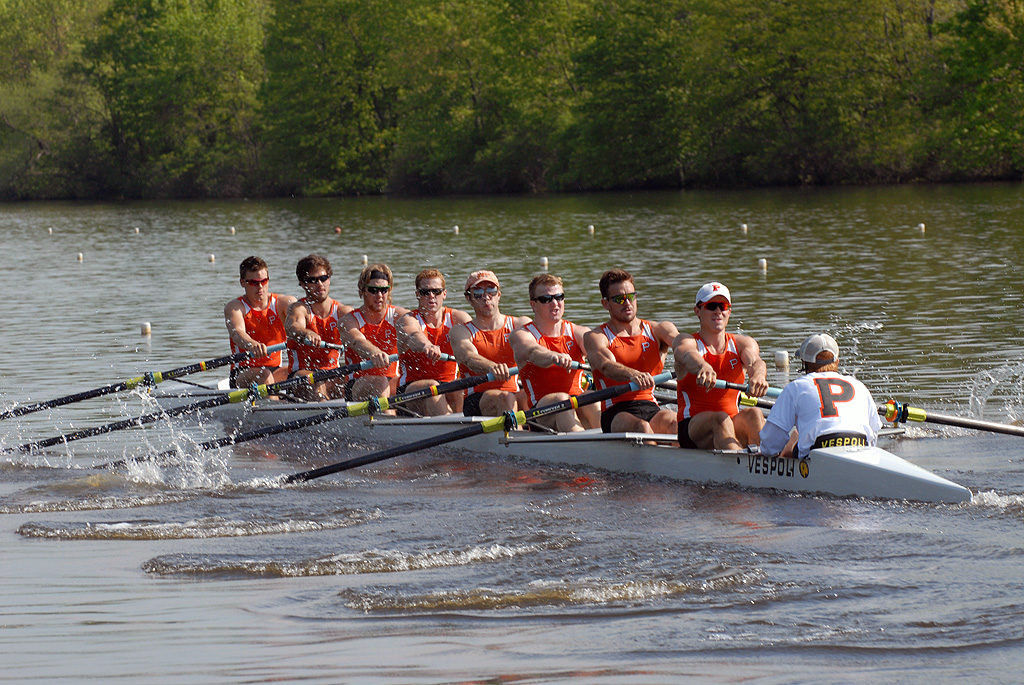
{"left": 157, "top": 385, "right": 972, "bottom": 504}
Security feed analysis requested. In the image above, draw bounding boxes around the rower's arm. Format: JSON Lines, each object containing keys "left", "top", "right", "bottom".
{"left": 583, "top": 329, "right": 631, "bottom": 382}
{"left": 451, "top": 323, "right": 506, "bottom": 377}
{"left": 224, "top": 300, "right": 263, "bottom": 353}
{"left": 395, "top": 311, "right": 441, "bottom": 358}
{"left": 737, "top": 335, "right": 768, "bottom": 397}
{"left": 511, "top": 327, "right": 572, "bottom": 369}
{"left": 285, "top": 301, "right": 320, "bottom": 346}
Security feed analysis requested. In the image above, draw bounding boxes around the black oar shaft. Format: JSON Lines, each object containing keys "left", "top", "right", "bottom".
{"left": 285, "top": 370, "right": 675, "bottom": 483}
{"left": 0, "top": 345, "right": 283, "bottom": 421}
{"left": 13, "top": 359, "right": 368, "bottom": 455}
{"left": 286, "top": 424, "right": 485, "bottom": 483}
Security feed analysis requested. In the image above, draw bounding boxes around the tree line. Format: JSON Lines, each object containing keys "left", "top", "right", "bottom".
{"left": 0, "top": 0, "right": 1021, "bottom": 200}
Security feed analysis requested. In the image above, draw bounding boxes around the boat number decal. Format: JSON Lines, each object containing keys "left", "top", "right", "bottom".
{"left": 799, "top": 459, "right": 809, "bottom": 478}
{"left": 747, "top": 454, "right": 795, "bottom": 478}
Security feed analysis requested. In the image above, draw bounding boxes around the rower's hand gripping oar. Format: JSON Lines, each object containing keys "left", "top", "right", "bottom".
{"left": 0, "top": 343, "right": 287, "bottom": 421}
{"left": 8, "top": 355, "right": 392, "bottom": 455}
{"left": 105, "top": 361, "right": 523, "bottom": 468}
{"left": 283, "top": 369, "right": 674, "bottom": 484}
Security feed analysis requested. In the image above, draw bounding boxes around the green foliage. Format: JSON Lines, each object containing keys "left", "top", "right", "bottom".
{"left": 81, "top": 0, "right": 268, "bottom": 197}
{"left": 4, "top": 0, "right": 1024, "bottom": 198}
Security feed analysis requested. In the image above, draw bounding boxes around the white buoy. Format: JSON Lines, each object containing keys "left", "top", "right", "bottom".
{"left": 588, "top": 224, "right": 595, "bottom": 235}
{"left": 453, "top": 225, "right": 460, "bottom": 235}
{"left": 141, "top": 322, "right": 152, "bottom": 337}
{"left": 741, "top": 223, "right": 748, "bottom": 234}
{"left": 774, "top": 350, "right": 789, "bottom": 371}
{"left": 134, "top": 226, "right": 140, "bottom": 234}
{"left": 230, "top": 226, "right": 236, "bottom": 235}
{"left": 48, "top": 227, "right": 53, "bottom": 235}
{"left": 208, "top": 254, "right": 215, "bottom": 263}
{"left": 540, "top": 256, "right": 549, "bottom": 269}
{"left": 76, "top": 252, "right": 83, "bottom": 262}
{"left": 758, "top": 258, "right": 767, "bottom": 272}
{"left": 918, "top": 222, "right": 925, "bottom": 233}
{"left": 361, "top": 254, "right": 368, "bottom": 266}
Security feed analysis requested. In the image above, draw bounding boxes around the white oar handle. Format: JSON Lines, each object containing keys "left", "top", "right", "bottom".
{"left": 713, "top": 379, "right": 782, "bottom": 398}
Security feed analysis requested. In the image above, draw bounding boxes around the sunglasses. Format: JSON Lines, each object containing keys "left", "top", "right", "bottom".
{"left": 468, "top": 286, "right": 499, "bottom": 300}
{"left": 365, "top": 285, "right": 391, "bottom": 294}
{"left": 302, "top": 274, "right": 330, "bottom": 284}
{"left": 417, "top": 287, "right": 445, "bottom": 297}
{"left": 701, "top": 301, "right": 731, "bottom": 311}
{"left": 531, "top": 293, "right": 565, "bottom": 304}
{"left": 244, "top": 277, "right": 269, "bottom": 286}
{"left": 608, "top": 292, "right": 637, "bottom": 305}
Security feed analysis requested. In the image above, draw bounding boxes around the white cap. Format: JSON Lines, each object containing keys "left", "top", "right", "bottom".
{"left": 797, "top": 333, "right": 840, "bottom": 363}
{"left": 695, "top": 282, "right": 731, "bottom": 305}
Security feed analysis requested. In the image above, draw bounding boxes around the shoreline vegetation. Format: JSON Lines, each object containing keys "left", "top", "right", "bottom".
{"left": 1, "top": 0, "right": 1021, "bottom": 201}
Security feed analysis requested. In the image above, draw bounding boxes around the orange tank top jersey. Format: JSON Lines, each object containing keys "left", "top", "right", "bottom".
{"left": 288, "top": 299, "right": 344, "bottom": 371}
{"left": 345, "top": 306, "right": 399, "bottom": 378}
{"left": 461, "top": 317, "right": 518, "bottom": 394}
{"left": 592, "top": 319, "right": 663, "bottom": 409}
{"left": 676, "top": 333, "right": 745, "bottom": 419}
{"left": 519, "top": 321, "right": 585, "bottom": 408}
{"left": 399, "top": 308, "right": 457, "bottom": 385}
{"left": 229, "top": 294, "right": 288, "bottom": 370}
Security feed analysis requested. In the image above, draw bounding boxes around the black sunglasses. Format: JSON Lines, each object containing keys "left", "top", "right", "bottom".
{"left": 417, "top": 287, "right": 445, "bottom": 297}
{"left": 365, "top": 285, "right": 391, "bottom": 294}
{"left": 531, "top": 293, "right": 565, "bottom": 304}
{"left": 302, "top": 274, "right": 330, "bottom": 284}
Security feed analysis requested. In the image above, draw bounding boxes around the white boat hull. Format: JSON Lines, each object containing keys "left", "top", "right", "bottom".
{"left": 159, "top": 389, "right": 973, "bottom": 504}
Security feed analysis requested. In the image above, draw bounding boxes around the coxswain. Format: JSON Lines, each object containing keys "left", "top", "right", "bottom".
{"left": 759, "top": 333, "right": 881, "bottom": 458}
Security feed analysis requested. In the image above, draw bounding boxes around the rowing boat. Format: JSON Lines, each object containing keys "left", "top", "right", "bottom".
{"left": 154, "top": 382, "right": 972, "bottom": 504}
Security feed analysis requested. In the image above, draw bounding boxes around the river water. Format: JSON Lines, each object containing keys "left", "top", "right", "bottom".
{"left": 1, "top": 186, "right": 1023, "bottom": 682}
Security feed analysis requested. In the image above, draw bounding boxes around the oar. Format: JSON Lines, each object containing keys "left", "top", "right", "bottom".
{"left": 0, "top": 343, "right": 287, "bottom": 421}
{"left": 107, "top": 364, "right": 524, "bottom": 469}
{"left": 743, "top": 389, "right": 1024, "bottom": 438}
{"left": 283, "top": 370, "right": 675, "bottom": 484}
{"left": 881, "top": 399, "right": 1024, "bottom": 438}
{"left": 7, "top": 356, "right": 393, "bottom": 455}
{"left": 659, "top": 378, "right": 782, "bottom": 399}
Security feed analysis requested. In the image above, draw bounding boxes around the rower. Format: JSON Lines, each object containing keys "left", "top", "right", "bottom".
{"left": 284, "top": 254, "right": 353, "bottom": 399}
{"left": 673, "top": 282, "right": 768, "bottom": 450}
{"left": 224, "top": 256, "right": 296, "bottom": 387}
{"left": 338, "top": 263, "right": 443, "bottom": 407}
{"left": 759, "top": 333, "right": 881, "bottom": 458}
{"left": 583, "top": 269, "right": 679, "bottom": 434}
{"left": 396, "top": 268, "right": 472, "bottom": 416}
{"left": 511, "top": 273, "right": 598, "bottom": 432}
{"left": 450, "top": 270, "right": 531, "bottom": 417}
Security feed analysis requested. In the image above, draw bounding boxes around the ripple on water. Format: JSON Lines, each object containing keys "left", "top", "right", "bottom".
{"left": 17, "top": 508, "right": 380, "bottom": 540}
{"left": 339, "top": 567, "right": 764, "bottom": 613}
{"left": 142, "top": 536, "right": 577, "bottom": 578}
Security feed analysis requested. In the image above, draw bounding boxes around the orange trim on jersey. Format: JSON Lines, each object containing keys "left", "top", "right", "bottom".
{"left": 288, "top": 299, "right": 344, "bottom": 371}
{"left": 346, "top": 306, "right": 399, "bottom": 378}
{"left": 676, "top": 332, "right": 745, "bottom": 419}
{"left": 461, "top": 317, "right": 518, "bottom": 394}
{"left": 399, "top": 308, "right": 457, "bottom": 385}
{"left": 519, "top": 320, "right": 585, "bottom": 408}
{"left": 591, "top": 319, "right": 663, "bottom": 409}
{"left": 229, "top": 293, "right": 288, "bottom": 369}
